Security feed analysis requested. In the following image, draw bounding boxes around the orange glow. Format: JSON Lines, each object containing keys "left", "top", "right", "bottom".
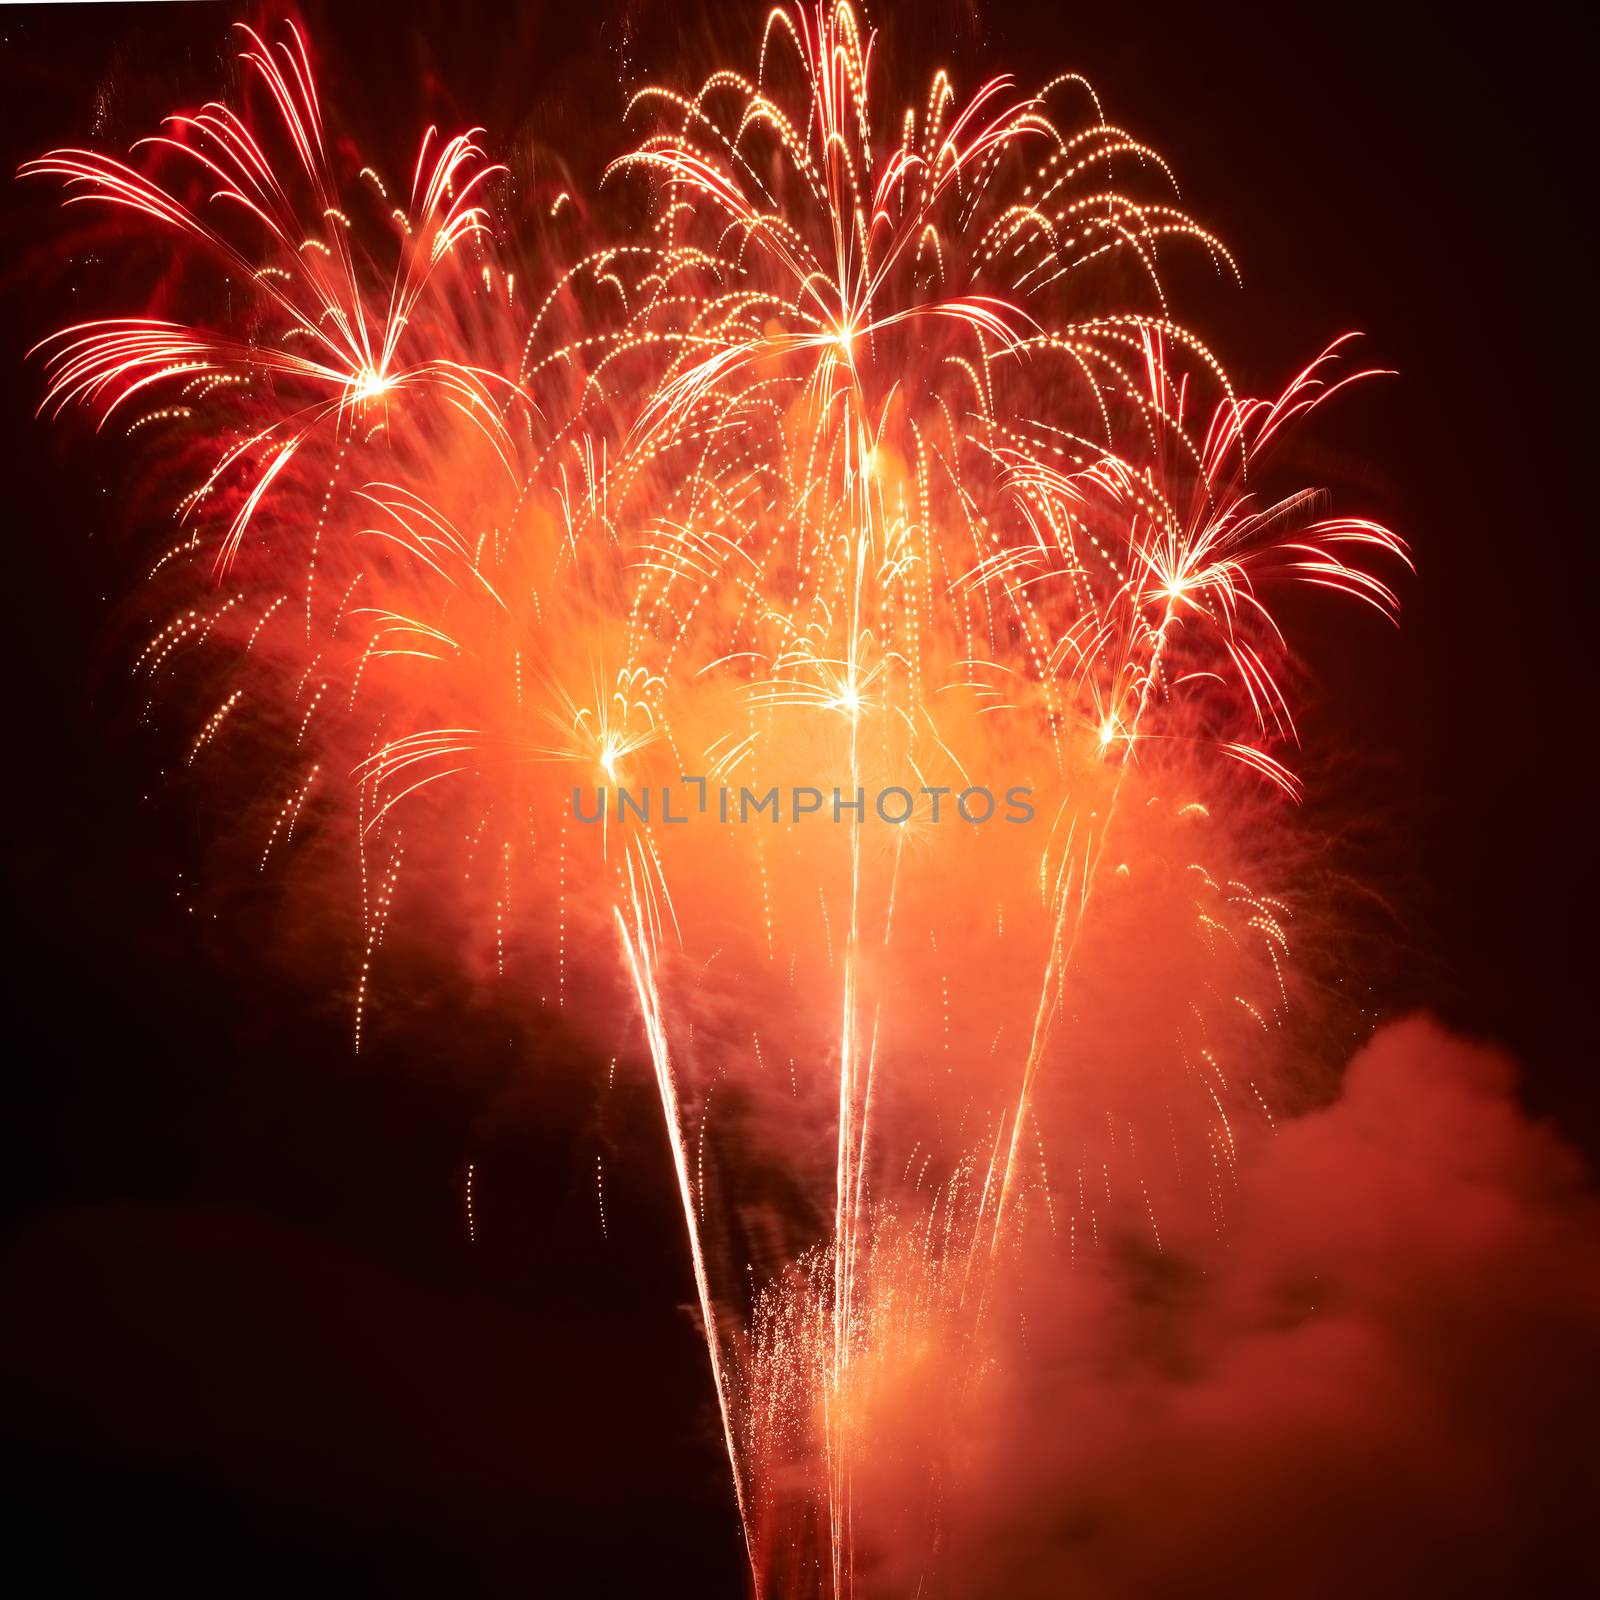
{"left": 27, "top": 7, "right": 1411, "bottom": 1593}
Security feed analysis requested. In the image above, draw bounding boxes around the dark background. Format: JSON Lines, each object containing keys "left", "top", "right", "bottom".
{"left": 0, "top": 1, "right": 1591, "bottom": 1593}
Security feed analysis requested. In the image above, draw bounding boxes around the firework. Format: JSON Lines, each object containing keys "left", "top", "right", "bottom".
{"left": 27, "top": 5, "right": 1408, "bottom": 1595}
{"left": 24, "top": 22, "right": 516, "bottom": 572}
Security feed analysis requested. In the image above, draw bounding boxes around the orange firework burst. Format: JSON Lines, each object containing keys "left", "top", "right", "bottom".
{"left": 25, "top": 6, "right": 1409, "bottom": 1595}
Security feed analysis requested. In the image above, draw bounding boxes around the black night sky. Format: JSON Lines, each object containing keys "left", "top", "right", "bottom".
{"left": 0, "top": 2, "right": 1591, "bottom": 1595}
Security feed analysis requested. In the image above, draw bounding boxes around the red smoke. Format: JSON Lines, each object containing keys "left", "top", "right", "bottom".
{"left": 935, "top": 1017, "right": 1597, "bottom": 1597}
